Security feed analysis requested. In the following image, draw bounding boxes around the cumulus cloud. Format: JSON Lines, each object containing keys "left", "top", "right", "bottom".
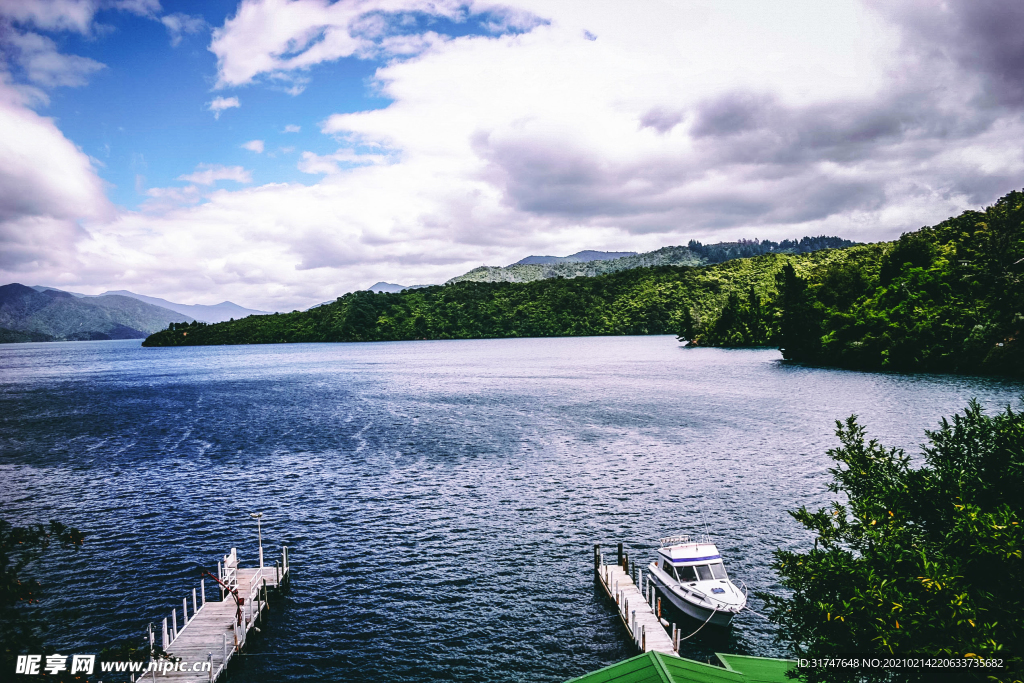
{"left": 6, "top": 30, "right": 105, "bottom": 87}
{"left": 0, "top": 73, "right": 110, "bottom": 276}
{"left": 206, "top": 95, "right": 239, "bottom": 118}
{"left": 0, "top": 0, "right": 98, "bottom": 33}
{"left": 241, "top": 139, "right": 265, "bottom": 153}
{"left": 177, "top": 164, "right": 252, "bottom": 185}
{"left": 0, "top": 0, "right": 161, "bottom": 32}
{"left": 282, "top": 124, "right": 300, "bottom": 133}
{"left": 161, "top": 12, "right": 206, "bottom": 47}
{"left": 297, "top": 148, "right": 387, "bottom": 174}
{"left": 208, "top": 0, "right": 507, "bottom": 88}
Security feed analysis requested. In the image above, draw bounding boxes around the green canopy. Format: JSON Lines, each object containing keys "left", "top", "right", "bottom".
{"left": 565, "top": 651, "right": 795, "bottom": 683}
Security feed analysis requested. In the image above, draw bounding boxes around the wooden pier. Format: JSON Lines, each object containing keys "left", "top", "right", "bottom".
{"left": 132, "top": 546, "right": 291, "bottom": 682}
{"left": 594, "top": 544, "right": 682, "bottom": 656}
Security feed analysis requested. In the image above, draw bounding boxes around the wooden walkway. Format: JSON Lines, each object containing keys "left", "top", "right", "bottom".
{"left": 594, "top": 545, "right": 679, "bottom": 656}
{"left": 132, "top": 546, "right": 291, "bottom": 682}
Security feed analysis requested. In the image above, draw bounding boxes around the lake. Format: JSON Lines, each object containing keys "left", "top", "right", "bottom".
{"left": 1, "top": 336, "right": 1022, "bottom": 681}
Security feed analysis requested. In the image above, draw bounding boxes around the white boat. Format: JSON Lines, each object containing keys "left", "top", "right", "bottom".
{"left": 646, "top": 534, "right": 747, "bottom": 627}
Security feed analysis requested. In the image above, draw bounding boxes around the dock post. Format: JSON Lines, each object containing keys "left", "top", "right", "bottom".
{"left": 657, "top": 597, "right": 661, "bottom": 618}
{"left": 218, "top": 560, "right": 224, "bottom": 599}
{"left": 593, "top": 544, "right": 600, "bottom": 575}
{"left": 276, "top": 560, "right": 280, "bottom": 586}
{"left": 642, "top": 625, "right": 646, "bottom": 651}
{"left": 638, "top": 569, "right": 642, "bottom": 596}
{"left": 193, "top": 588, "right": 198, "bottom": 615}
{"left": 201, "top": 579, "right": 206, "bottom": 606}
{"left": 183, "top": 597, "right": 189, "bottom": 624}
{"left": 207, "top": 653, "right": 213, "bottom": 683}
{"left": 617, "top": 543, "right": 623, "bottom": 568}
{"left": 162, "top": 617, "right": 169, "bottom": 649}
{"left": 171, "top": 609, "right": 178, "bottom": 641}
{"left": 148, "top": 622, "right": 154, "bottom": 654}
{"left": 222, "top": 632, "right": 227, "bottom": 668}
{"left": 263, "top": 578, "right": 269, "bottom": 611}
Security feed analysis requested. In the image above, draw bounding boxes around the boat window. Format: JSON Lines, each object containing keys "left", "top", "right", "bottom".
{"left": 677, "top": 565, "right": 697, "bottom": 582}
{"left": 661, "top": 562, "right": 678, "bottom": 580}
{"left": 695, "top": 564, "right": 713, "bottom": 581}
{"left": 710, "top": 563, "right": 727, "bottom": 580}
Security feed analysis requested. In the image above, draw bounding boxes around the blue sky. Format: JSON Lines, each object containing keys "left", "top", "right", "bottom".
{"left": 2, "top": 1, "right": 1023, "bottom": 311}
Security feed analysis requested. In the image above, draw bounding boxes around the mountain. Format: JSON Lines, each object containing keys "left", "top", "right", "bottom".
{"left": 367, "top": 282, "right": 433, "bottom": 293}
{"left": 513, "top": 250, "right": 638, "bottom": 265}
{"left": 31, "top": 285, "right": 87, "bottom": 297}
{"left": 448, "top": 238, "right": 858, "bottom": 285}
{"left": 0, "top": 284, "right": 192, "bottom": 342}
{"left": 99, "top": 290, "right": 268, "bottom": 323}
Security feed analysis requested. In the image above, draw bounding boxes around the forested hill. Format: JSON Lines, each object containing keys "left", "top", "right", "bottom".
{"left": 445, "top": 236, "right": 857, "bottom": 284}
{"left": 144, "top": 190, "right": 1023, "bottom": 378}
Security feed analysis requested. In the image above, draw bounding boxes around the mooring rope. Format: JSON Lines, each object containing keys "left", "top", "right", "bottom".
{"left": 678, "top": 604, "right": 718, "bottom": 642}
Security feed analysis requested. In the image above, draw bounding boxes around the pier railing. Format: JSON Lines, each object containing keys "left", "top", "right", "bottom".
{"left": 138, "top": 545, "right": 291, "bottom": 682}
{"left": 593, "top": 544, "right": 679, "bottom": 656}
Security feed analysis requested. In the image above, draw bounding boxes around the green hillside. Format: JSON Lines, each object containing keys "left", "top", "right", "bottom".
{"left": 0, "top": 284, "right": 192, "bottom": 341}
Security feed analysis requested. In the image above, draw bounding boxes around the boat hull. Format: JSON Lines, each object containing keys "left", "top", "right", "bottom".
{"left": 648, "top": 569, "right": 738, "bottom": 627}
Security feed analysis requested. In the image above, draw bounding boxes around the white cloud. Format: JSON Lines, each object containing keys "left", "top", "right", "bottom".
{"left": 0, "top": 0, "right": 161, "bottom": 32}
{"left": 241, "top": 139, "right": 265, "bottom": 153}
{"left": 0, "top": 0, "right": 98, "bottom": 34}
{"left": 208, "top": 0, "right": 471, "bottom": 88}
{"left": 0, "top": 73, "right": 111, "bottom": 276}
{"left": 6, "top": 31, "right": 106, "bottom": 87}
{"left": 297, "top": 149, "right": 387, "bottom": 174}
{"left": 110, "top": 0, "right": 161, "bottom": 18}
{"left": 161, "top": 12, "right": 206, "bottom": 47}
{"left": 206, "top": 95, "right": 239, "bottom": 119}
{"left": 282, "top": 124, "right": 300, "bottom": 133}
{"left": 177, "top": 164, "right": 252, "bottom": 185}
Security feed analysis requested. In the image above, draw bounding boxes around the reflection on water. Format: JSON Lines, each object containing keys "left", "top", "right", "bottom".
{"left": 1, "top": 336, "right": 1021, "bottom": 681}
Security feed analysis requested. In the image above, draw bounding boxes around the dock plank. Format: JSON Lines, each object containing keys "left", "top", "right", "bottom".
{"left": 597, "top": 563, "right": 677, "bottom": 656}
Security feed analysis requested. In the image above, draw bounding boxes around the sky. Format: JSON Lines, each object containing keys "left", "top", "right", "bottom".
{"left": 2, "top": 0, "right": 1024, "bottom": 311}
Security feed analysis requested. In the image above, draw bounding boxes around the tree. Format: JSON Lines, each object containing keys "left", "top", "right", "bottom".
{"left": 1, "top": 520, "right": 84, "bottom": 674}
{"left": 760, "top": 401, "right": 1024, "bottom": 682}
{"left": 775, "top": 263, "right": 821, "bottom": 362}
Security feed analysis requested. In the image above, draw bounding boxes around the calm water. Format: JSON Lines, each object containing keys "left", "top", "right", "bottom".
{"left": 1, "top": 336, "right": 1022, "bottom": 681}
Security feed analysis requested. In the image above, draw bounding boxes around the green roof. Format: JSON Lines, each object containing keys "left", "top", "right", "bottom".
{"left": 565, "top": 652, "right": 795, "bottom": 683}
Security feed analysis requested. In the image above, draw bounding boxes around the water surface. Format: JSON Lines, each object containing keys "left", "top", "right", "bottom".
{"left": 1, "top": 336, "right": 1021, "bottom": 681}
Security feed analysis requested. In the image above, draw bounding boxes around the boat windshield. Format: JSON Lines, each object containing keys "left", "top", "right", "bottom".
{"left": 677, "top": 565, "right": 697, "bottom": 582}
{"left": 692, "top": 563, "right": 728, "bottom": 581}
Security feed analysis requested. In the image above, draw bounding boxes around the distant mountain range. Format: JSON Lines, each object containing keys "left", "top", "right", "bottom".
{"left": 512, "top": 250, "right": 638, "bottom": 266}
{"left": 1, "top": 283, "right": 193, "bottom": 341}
{"left": 97, "top": 290, "right": 268, "bottom": 323}
{"left": 0, "top": 284, "right": 270, "bottom": 344}
{"left": 366, "top": 282, "right": 434, "bottom": 293}
{"left": 446, "top": 237, "right": 859, "bottom": 284}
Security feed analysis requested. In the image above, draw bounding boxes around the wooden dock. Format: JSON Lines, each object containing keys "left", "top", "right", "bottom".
{"left": 594, "top": 544, "right": 682, "bottom": 656}
{"left": 132, "top": 546, "right": 291, "bottom": 682}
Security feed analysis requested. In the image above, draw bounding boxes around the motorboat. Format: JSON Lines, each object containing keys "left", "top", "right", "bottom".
{"left": 646, "top": 534, "right": 747, "bottom": 626}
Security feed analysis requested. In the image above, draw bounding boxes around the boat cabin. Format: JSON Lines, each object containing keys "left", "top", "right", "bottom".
{"left": 657, "top": 539, "right": 729, "bottom": 584}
